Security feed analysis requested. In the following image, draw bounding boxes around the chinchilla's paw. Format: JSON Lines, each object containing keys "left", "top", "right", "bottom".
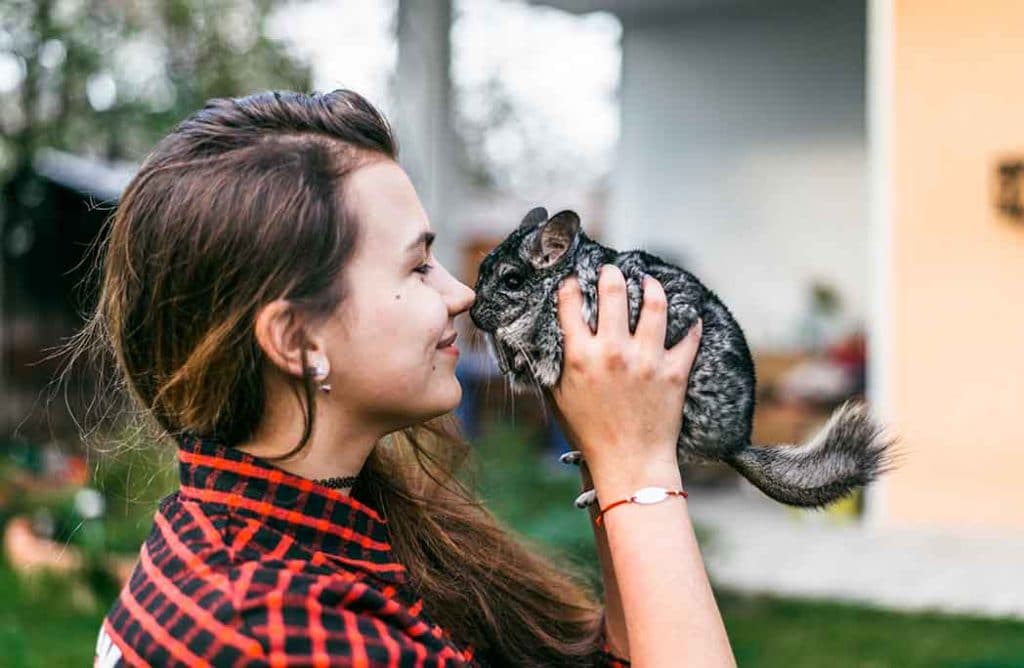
{"left": 574, "top": 488, "right": 598, "bottom": 509}
{"left": 559, "top": 450, "right": 584, "bottom": 466}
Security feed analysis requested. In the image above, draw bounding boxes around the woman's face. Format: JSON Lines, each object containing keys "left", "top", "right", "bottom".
{"left": 318, "top": 160, "right": 475, "bottom": 431}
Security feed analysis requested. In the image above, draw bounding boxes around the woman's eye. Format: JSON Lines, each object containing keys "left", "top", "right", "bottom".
{"left": 414, "top": 263, "right": 434, "bottom": 275}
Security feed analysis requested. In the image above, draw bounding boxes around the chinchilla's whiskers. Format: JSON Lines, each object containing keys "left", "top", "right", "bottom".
{"left": 510, "top": 340, "right": 536, "bottom": 379}
{"left": 531, "top": 375, "right": 549, "bottom": 423}
{"left": 522, "top": 350, "right": 547, "bottom": 408}
{"left": 506, "top": 356, "right": 519, "bottom": 424}
{"left": 502, "top": 366, "right": 508, "bottom": 420}
{"left": 484, "top": 367, "right": 494, "bottom": 419}
{"left": 496, "top": 338, "right": 513, "bottom": 424}
{"left": 480, "top": 331, "right": 495, "bottom": 413}
{"left": 485, "top": 332, "right": 507, "bottom": 376}
{"left": 510, "top": 341, "right": 549, "bottom": 423}
{"left": 507, "top": 371, "right": 516, "bottom": 427}
{"left": 482, "top": 332, "right": 510, "bottom": 422}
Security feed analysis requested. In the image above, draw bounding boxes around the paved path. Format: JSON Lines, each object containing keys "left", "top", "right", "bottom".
{"left": 686, "top": 483, "right": 1024, "bottom": 620}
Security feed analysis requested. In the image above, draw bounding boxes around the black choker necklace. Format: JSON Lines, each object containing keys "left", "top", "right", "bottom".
{"left": 314, "top": 475, "right": 360, "bottom": 489}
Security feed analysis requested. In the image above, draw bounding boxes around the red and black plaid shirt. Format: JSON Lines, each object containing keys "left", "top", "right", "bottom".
{"left": 97, "top": 433, "right": 631, "bottom": 667}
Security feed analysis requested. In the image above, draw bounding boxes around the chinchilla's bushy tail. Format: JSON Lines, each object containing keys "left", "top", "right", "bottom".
{"left": 727, "top": 400, "right": 897, "bottom": 508}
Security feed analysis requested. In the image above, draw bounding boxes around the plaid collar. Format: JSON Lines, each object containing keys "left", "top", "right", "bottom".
{"left": 175, "top": 432, "right": 406, "bottom": 585}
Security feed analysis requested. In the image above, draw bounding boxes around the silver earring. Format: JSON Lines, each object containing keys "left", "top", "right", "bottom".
{"left": 307, "top": 359, "right": 332, "bottom": 394}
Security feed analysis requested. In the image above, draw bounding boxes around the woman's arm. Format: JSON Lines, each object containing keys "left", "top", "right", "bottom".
{"left": 579, "top": 414, "right": 730, "bottom": 668}
{"left": 547, "top": 400, "right": 630, "bottom": 662}
{"left": 595, "top": 460, "right": 731, "bottom": 667}
{"left": 580, "top": 452, "right": 630, "bottom": 660}
{"left": 550, "top": 267, "right": 734, "bottom": 667}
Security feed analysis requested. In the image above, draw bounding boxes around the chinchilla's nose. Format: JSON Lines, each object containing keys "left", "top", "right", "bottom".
{"left": 469, "top": 300, "right": 496, "bottom": 333}
{"left": 469, "top": 301, "right": 484, "bottom": 330}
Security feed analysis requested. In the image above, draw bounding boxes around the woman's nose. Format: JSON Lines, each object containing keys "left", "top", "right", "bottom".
{"left": 438, "top": 263, "right": 476, "bottom": 314}
{"left": 451, "top": 280, "right": 476, "bottom": 315}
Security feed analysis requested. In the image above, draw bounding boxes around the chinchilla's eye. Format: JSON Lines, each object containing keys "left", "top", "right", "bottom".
{"left": 501, "top": 272, "right": 523, "bottom": 289}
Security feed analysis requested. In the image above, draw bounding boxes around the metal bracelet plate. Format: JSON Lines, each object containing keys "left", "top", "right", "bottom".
{"left": 631, "top": 486, "right": 671, "bottom": 504}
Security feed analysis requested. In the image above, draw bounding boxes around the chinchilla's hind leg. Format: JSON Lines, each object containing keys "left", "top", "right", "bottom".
{"left": 559, "top": 450, "right": 584, "bottom": 465}
{"left": 574, "top": 488, "right": 598, "bottom": 508}
{"left": 560, "top": 451, "right": 599, "bottom": 508}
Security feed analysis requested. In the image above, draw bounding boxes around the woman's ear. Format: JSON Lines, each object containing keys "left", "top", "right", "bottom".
{"left": 254, "top": 300, "right": 328, "bottom": 380}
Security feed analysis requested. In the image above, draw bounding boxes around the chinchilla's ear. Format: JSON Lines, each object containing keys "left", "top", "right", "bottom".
{"left": 527, "top": 209, "right": 580, "bottom": 269}
{"left": 519, "top": 206, "right": 549, "bottom": 230}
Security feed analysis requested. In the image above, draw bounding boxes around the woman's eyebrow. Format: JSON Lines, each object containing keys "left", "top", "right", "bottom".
{"left": 405, "top": 231, "right": 436, "bottom": 253}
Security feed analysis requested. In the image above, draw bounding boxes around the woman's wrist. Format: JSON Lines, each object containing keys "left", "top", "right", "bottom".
{"left": 588, "top": 453, "right": 684, "bottom": 505}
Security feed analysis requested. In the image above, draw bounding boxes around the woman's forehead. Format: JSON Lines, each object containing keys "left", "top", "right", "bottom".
{"left": 345, "top": 161, "right": 431, "bottom": 256}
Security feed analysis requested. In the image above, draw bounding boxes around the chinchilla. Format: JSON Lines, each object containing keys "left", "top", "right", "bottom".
{"left": 469, "top": 207, "right": 896, "bottom": 509}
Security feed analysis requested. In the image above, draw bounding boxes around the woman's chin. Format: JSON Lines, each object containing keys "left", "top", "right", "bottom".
{"left": 417, "top": 384, "right": 463, "bottom": 422}
{"left": 439, "top": 382, "right": 463, "bottom": 414}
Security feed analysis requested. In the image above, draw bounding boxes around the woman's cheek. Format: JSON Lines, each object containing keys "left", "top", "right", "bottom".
{"left": 413, "top": 284, "right": 450, "bottom": 343}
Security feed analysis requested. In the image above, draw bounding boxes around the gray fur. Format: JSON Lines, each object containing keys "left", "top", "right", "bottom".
{"left": 470, "top": 207, "right": 896, "bottom": 509}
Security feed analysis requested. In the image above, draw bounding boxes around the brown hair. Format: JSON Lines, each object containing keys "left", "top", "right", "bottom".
{"left": 60, "top": 90, "right": 606, "bottom": 666}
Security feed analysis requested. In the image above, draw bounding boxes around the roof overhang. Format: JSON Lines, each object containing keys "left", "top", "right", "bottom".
{"left": 529, "top": 0, "right": 803, "bottom": 21}
{"left": 529, "top": 0, "right": 748, "bottom": 16}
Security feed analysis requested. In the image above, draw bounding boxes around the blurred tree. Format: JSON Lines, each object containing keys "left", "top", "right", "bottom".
{"left": 0, "top": 0, "right": 313, "bottom": 181}
{"left": 0, "top": 0, "right": 312, "bottom": 438}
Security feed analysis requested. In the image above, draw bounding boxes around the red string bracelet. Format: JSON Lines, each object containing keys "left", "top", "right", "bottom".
{"left": 594, "top": 486, "right": 689, "bottom": 527}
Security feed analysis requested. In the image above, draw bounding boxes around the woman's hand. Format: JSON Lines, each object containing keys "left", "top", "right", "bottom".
{"left": 547, "top": 265, "right": 731, "bottom": 666}
{"left": 548, "top": 264, "right": 703, "bottom": 490}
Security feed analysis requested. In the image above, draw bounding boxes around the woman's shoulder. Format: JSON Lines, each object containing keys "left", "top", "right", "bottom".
{"left": 117, "top": 492, "right": 376, "bottom": 601}
{"left": 98, "top": 494, "right": 263, "bottom": 665}
{"left": 99, "top": 493, "right": 480, "bottom": 666}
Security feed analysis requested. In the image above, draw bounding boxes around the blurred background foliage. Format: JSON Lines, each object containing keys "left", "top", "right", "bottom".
{"left": 0, "top": 0, "right": 311, "bottom": 181}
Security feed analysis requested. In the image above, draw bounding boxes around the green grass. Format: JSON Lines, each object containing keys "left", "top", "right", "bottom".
{"left": 0, "top": 560, "right": 108, "bottom": 667}
{"left": 1, "top": 421, "right": 1021, "bottom": 666}
{"left": 719, "top": 592, "right": 1024, "bottom": 668}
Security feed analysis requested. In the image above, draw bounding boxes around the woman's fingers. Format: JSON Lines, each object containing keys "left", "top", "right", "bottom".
{"left": 666, "top": 317, "right": 703, "bottom": 379}
{"left": 596, "top": 265, "right": 630, "bottom": 338}
{"left": 561, "top": 267, "right": 700, "bottom": 380}
{"left": 548, "top": 269, "right": 702, "bottom": 480}
{"left": 634, "top": 274, "right": 669, "bottom": 348}
{"left": 556, "top": 275, "right": 588, "bottom": 348}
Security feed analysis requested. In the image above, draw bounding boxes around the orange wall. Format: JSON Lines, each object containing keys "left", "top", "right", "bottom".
{"left": 885, "top": 0, "right": 1024, "bottom": 528}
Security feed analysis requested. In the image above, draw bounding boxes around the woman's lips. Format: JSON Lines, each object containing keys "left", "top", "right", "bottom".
{"left": 437, "top": 331, "right": 459, "bottom": 356}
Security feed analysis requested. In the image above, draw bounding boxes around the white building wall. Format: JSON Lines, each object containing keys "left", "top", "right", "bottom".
{"left": 607, "top": 1, "right": 867, "bottom": 350}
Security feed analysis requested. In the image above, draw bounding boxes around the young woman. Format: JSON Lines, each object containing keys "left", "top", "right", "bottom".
{"left": 77, "top": 90, "right": 733, "bottom": 666}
